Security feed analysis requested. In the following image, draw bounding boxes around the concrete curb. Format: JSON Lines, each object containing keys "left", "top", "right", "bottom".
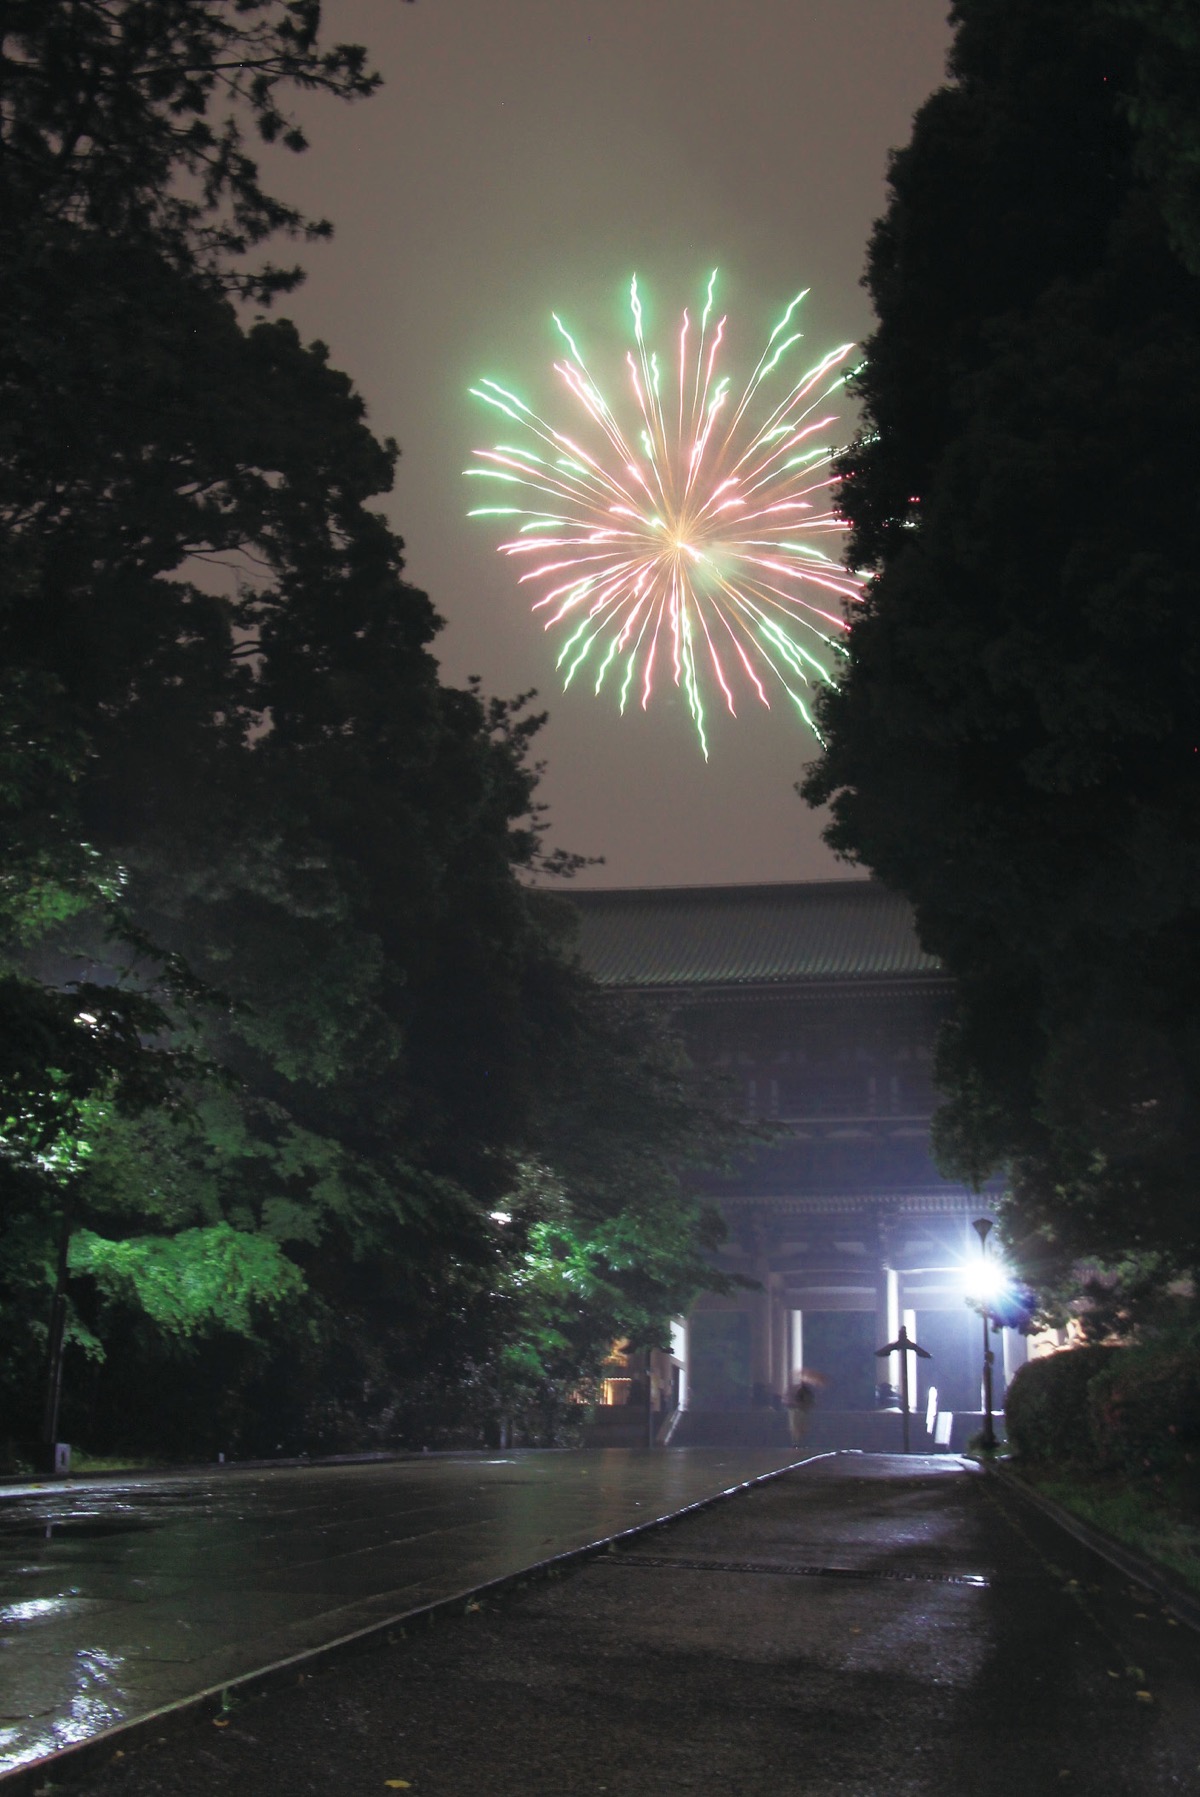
{"left": 986, "top": 1460, "right": 1200, "bottom": 1633}
{"left": 0, "top": 1451, "right": 838, "bottom": 1793}
{"left": 0, "top": 1445, "right": 537, "bottom": 1502}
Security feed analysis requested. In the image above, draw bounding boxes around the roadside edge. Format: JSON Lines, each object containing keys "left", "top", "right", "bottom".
{"left": 987, "top": 1460, "right": 1200, "bottom": 1633}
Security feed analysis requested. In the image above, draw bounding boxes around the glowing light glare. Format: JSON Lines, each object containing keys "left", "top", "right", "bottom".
{"left": 465, "top": 271, "right": 864, "bottom": 757}
{"left": 0, "top": 1598, "right": 73, "bottom": 1623}
{"left": 963, "top": 1259, "right": 1011, "bottom": 1308}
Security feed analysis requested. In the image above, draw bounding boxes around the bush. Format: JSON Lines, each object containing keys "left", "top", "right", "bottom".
{"left": 1087, "top": 1339, "right": 1200, "bottom": 1478}
{"left": 1004, "top": 1345, "right": 1120, "bottom": 1464}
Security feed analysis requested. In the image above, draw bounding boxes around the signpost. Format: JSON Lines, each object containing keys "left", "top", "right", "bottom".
{"left": 875, "top": 1324, "right": 931, "bottom": 1453}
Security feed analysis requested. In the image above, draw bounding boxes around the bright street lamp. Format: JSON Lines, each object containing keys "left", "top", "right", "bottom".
{"left": 963, "top": 1255, "right": 1010, "bottom": 1310}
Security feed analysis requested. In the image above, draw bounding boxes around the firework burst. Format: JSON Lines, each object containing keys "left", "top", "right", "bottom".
{"left": 465, "top": 272, "right": 862, "bottom": 758}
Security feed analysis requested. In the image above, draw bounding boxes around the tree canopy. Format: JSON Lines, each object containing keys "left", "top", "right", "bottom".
{"left": 802, "top": 0, "right": 1200, "bottom": 1287}
{"left": 1, "top": 0, "right": 388, "bottom": 298}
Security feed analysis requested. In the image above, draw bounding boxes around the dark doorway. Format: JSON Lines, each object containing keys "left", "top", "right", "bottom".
{"left": 689, "top": 1310, "right": 752, "bottom": 1409}
{"left": 801, "top": 1311, "right": 876, "bottom": 1409}
{"left": 913, "top": 1308, "right": 977, "bottom": 1412}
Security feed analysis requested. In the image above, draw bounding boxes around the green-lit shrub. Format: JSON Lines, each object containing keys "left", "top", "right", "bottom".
{"left": 1004, "top": 1345, "right": 1120, "bottom": 1463}
{"left": 1087, "top": 1340, "right": 1200, "bottom": 1477}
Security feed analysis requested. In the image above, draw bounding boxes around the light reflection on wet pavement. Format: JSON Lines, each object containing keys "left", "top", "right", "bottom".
{"left": 0, "top": 1447, "right": 800, "bottom": 1771}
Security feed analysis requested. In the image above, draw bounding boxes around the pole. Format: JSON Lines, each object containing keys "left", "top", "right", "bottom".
{"left": 40, "top": 1186, "right": 73, "bottom": 1474}
{"left": 973, "top": 1218, "right": 997, "bottom": 1451}
{"left": 898, "top": 1323, "right": 911, "bottom": 1453}
{"left": 980, "top": 1310, "right": 996, "bottom": 1450}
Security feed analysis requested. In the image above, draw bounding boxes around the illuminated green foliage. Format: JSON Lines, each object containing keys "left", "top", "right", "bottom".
{"left": 70, "top": 1224, "right": 305, "bottom": 1337}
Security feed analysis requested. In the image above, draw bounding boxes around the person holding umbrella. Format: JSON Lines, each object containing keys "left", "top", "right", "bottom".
{"left": 786, "top": 1368, "right": 826, "bottom": 1447}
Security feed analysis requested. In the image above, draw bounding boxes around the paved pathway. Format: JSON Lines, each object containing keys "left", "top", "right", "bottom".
{"left": 0, "top": 1448, "right": 799, "bottom": 1772}
{"left": 55, "top": 1454, "right": 1200, "bottom": 1796}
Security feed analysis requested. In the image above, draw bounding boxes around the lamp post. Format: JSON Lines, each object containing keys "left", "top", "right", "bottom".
{"left": 36, "top": 1182, "right": 74, "bottom": 1476}
{"left": 972, "top": 1218, "right": 996, "bottom": 1451}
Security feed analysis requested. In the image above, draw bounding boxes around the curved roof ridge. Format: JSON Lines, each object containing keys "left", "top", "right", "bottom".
{"left": 567, "top": 879, "right": 940, "bottom": 988}
{"left": 566, "top": 876, "right": 876, "bottom": 898}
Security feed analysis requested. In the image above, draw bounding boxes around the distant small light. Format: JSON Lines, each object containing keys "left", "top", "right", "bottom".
{"left": 489, "top": 1211, "right": 512, "bottom": 1226}
{"left": 76, "top": 1013, "right": 98, "bottom": 1027}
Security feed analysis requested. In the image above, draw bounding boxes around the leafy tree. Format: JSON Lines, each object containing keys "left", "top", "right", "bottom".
{"left": 1, "top": 4, "right": 749, "bottom": 1461}
{"left": 1106, "top": 0, "right": 1200, "bottom": 277}
{"left": 467, "top": 970, "right": 744, "bottom": 1443}
{"left": 0, "top": 2, "right": 395, "bottom": 1346}
{"left": 0, "top": 0, "right": 388, "bottom": 300}
{"left": 0, "top": 1, "right": 406, "bottom": 1441}
{"left": 802, "top": 0, "right": 1200, "bottom": 1286}
{"left": 0, "top": 1, "right": 399, "bottom": 1103}
{"left": 52, "top": 912, "right": 748, "bottom": 1458}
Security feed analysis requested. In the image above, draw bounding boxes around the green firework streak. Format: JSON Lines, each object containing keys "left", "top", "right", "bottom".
{"left": 593, "top": 635, "right": 621, "bottom": 694}
{"left": 680, "top": 609, "right": 710, "bottom": 760}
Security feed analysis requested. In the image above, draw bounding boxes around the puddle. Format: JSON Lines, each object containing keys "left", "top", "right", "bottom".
{"left": 2, "top": 1516, "right": 155, "bottom": 1542}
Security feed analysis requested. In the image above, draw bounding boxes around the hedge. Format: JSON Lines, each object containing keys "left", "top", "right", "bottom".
{"left": 1004, "top": 1345, "right": 1120, "bottom": 1463}
{"left": 1087, "top": 1342, "right": 1200, "bottom": 1476}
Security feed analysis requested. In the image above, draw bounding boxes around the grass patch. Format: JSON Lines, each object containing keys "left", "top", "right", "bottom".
{"left": 1016, "top": 1463, "right": 1200, "bottom": 1595}
{"left": 2, "top": 1448, "right": 156, "bottom": 1480}
{"left": 68, "top": 1450, "right": 157, "bottom": 1474}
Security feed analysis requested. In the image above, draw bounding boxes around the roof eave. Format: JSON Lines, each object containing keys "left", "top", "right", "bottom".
{"left": 591, "top": 972, "right": 954, "bottom": 1000}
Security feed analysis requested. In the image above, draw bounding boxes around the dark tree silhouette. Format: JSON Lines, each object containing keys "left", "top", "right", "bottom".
{"left": 0, "top": 3, "right": 746, "bottom": 1458}
{"left": 802, "top": 0, "right": 1200, "bottom": 1283}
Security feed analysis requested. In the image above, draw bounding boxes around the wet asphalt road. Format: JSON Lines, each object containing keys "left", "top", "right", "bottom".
{"left": 56, "top": 1455, "right": 1200, "bottom": 1796}
{"left": 0, "top": 1447, "right": 802, "bottom": 1773}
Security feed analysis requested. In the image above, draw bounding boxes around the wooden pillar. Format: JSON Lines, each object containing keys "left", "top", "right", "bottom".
{"left": 768, "top": 1277, "right": 788, "bottom": 1398}
{"left": 751, "top": 1281, "right": 772, "bottom": 1396}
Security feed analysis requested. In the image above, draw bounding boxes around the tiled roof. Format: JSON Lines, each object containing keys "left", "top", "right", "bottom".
{"left": 569, "top": 880, "right": 942, "bottom": 989}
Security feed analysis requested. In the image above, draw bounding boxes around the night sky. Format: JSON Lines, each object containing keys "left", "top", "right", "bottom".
{"left": 272, "top": 0, "right": 953, "bottom": 887}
